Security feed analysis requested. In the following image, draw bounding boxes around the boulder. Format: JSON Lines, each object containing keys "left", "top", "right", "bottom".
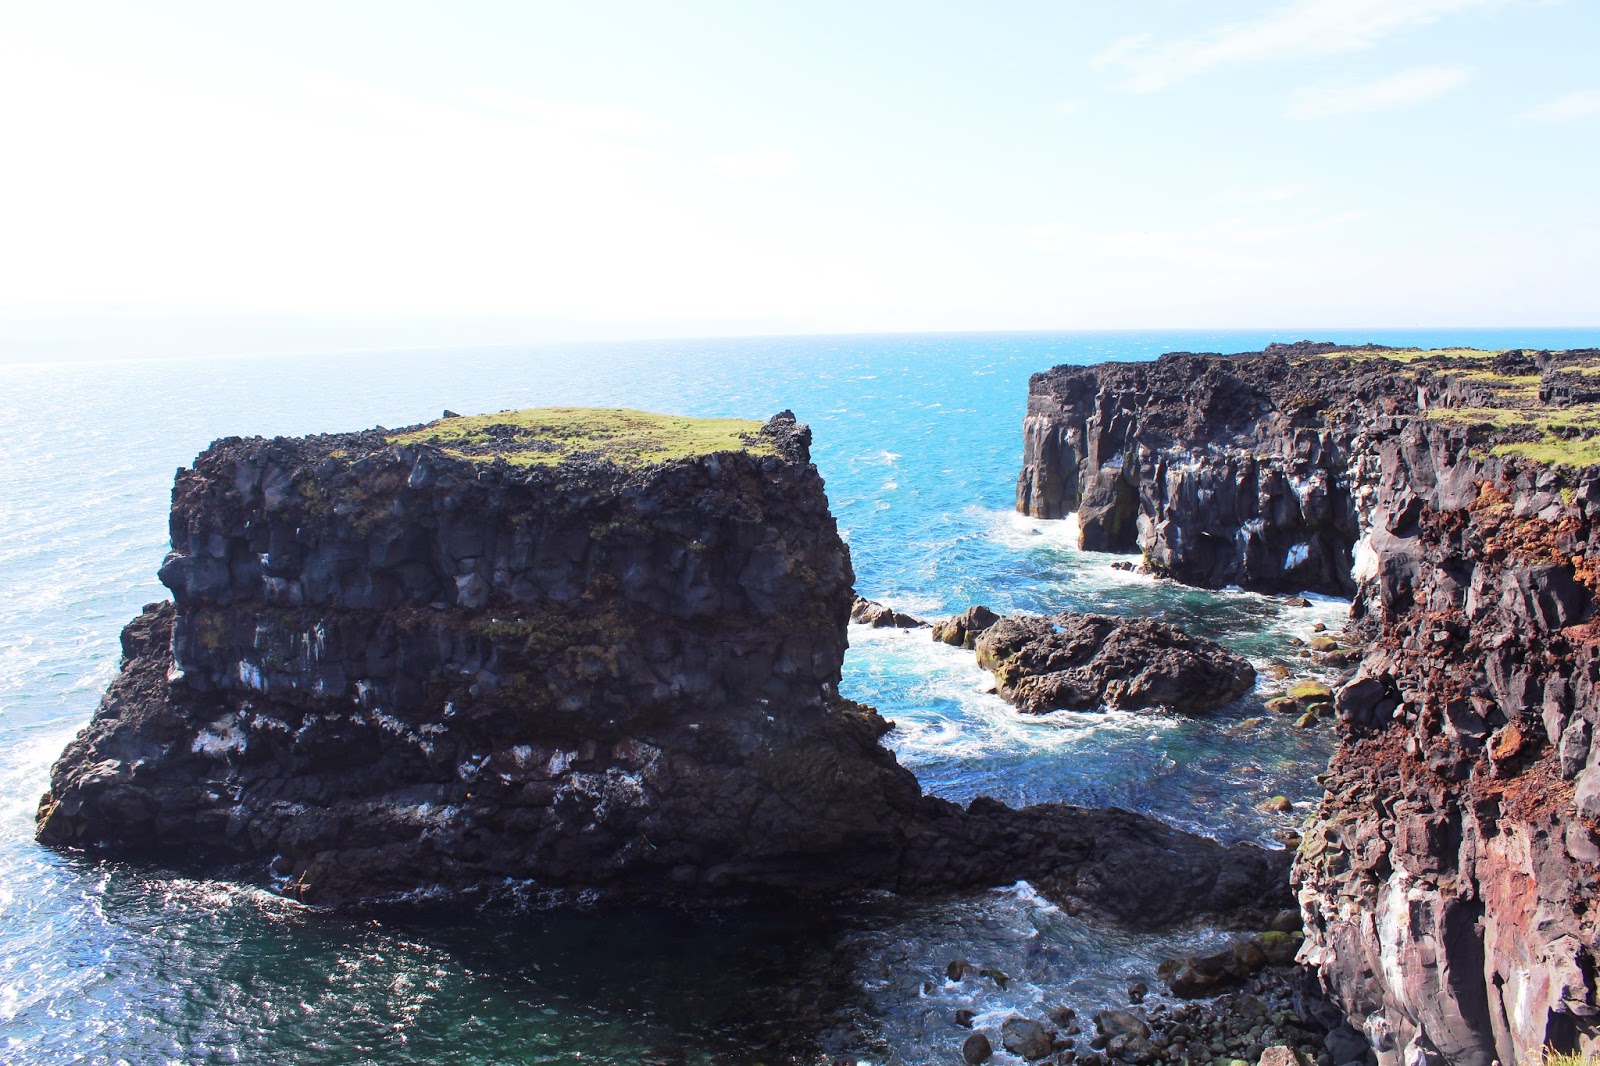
{"left": 850, "top": 595, "right": 926, "bottom": 628}
{"left": 1259, "top": 1048, "right": 1306, "bottom": 1066}
{"left": 1286, "top": 680, "right": 1333, "bottom": 705}
{"left": 1001, "top": 1017, "right": 1055, "bottom": 1060}
{"left": 971, "top": 612, "right": 1256, "bottom": 714}
{"left": 932, "top": 605, "right": 1001, "bottom": 648}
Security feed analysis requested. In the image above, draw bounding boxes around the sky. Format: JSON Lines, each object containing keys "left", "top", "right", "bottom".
{"left": 1, "top": 0, "right": 1597, "bottom": 357}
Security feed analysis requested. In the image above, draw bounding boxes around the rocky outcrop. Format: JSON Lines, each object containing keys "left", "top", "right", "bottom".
{"left": 1017, "top": 341, "right": 1424, "bottom": 595}
{"left": 38, "top": 408, "right": 1288, "bottom": 925}
{"left": 1017, "top": 344, "right": 1600, "bottom": 1064}
{"left": 1295, "top": 446, "right": 1600, "bottom": 1066}
{"left": 932, "top": 605, "right": 1002, "bottom": 648}
{"left": 968, "top": 612, "right": 1256, "bottom": 715}
{"left": 850, "top": 595, "right": 927, "bottom": 629}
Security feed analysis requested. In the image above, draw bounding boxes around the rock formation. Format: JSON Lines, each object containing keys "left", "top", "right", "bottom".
{"left": 38, "top": 407, "right": 1286, "bottom": 926}
{"left": 1017, "top": 341, "right": 1411, "bottom": 595}
{"left": 937, "top": 608, "right": 1256, "bottom": 715}
{"left": 850, "top": 595, "right": 927, "bottom": 628}
{"left": 1018, "top": 344, "right": 1600, "bottom": 1065}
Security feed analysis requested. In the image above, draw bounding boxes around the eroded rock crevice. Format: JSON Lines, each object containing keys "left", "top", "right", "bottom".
{"left": 38, "top": 410, "right": 1285, "bottom": 928}
{"left": 1019, "top": 344, "right": 1600, "bottom": 1065}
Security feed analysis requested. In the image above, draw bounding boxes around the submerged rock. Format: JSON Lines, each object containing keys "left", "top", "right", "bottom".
{"left": 38, "top": 408, "right": 1289, "bottom": 923}
{"left": 969, "top": 611, "right": 1256, "bottom": 715}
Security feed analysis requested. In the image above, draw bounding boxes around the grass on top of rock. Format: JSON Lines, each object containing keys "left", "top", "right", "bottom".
{"left": 1311, "top": 346, "right": 1504, "bottom": 365}
{"left": 389, "top": 407, "right": 773, "bottom": 468}
{"left": 1301, "top": 345, "right": 1600, "bottom": 472}
{"left": 1425, "top": 405, "right": 1600, "bottom": 470}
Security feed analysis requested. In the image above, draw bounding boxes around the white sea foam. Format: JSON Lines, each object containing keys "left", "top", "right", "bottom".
{"left": 846, "top": 624, "right": 1185, "bottom": 770}
{"left": 983, "top": 507, "right": 1082, "bottom": 552}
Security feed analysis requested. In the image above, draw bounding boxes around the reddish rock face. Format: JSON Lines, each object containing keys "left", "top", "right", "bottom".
{"left": 1297, "top": 429, "right": 1600, "bottom": 1066}
{"left": 1016, "top": 342, "right": 1600, "bottom": 1065}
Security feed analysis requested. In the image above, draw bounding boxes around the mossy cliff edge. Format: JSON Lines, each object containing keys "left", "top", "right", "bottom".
{"left": 38, "top": 408, "right": 1284, "bottom": 924}
{"left": 1017, "top": 345, "right": 1600, "bottom": 1066}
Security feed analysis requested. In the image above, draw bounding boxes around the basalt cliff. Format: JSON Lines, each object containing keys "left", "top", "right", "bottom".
{"left": 38, "top": 407, "right": 1284, "bottom": 926}
{"left": 1018, "top": 343, "right": 1600, "bottom": 1065}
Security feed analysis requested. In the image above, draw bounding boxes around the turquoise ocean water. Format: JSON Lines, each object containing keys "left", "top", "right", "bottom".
{"left": 3, "top": 328, "right": 1597, "bottom": 1064}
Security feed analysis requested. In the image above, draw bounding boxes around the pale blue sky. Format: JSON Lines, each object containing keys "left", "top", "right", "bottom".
{"left": 1, "top": 0, "right": 1596, "bottom": 355}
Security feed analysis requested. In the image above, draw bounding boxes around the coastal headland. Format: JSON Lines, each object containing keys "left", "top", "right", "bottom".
{"left": 1019, "top": 341, "right": 1600, "bottom": 1066}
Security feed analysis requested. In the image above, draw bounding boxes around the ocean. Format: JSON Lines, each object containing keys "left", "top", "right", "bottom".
{"left": 4, "top": 327, "right": 1597, "bottom": 1064}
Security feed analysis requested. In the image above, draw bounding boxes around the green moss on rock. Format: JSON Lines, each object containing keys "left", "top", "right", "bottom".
{"left": 389, "top": 407, "right": 772, "bottom": 468}
{"left": 1287, "top": 680, "right": 1333, "bottom": 704}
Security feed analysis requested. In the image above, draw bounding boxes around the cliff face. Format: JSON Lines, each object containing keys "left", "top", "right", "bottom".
{"left": 1016, "top": 341, "right": 1420, "bottom": 595}
{"left": 39, "top": 409, "right": 1286, "bottom": 924}
{"left": 1018, "top": 345, "right": 1600, "bottom": 1065}
{"left": 1297, "top": 432, "right": 1600, "bottom": 1066}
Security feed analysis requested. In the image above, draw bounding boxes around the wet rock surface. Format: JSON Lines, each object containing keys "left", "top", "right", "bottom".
{"left": 946, "top": 951, "right": 1344, "bottom": 1066}
{"left": 37, "top": 410, "right": 1288, "bottom": 923}
{"left": 968, "top": 611, "right": 1257, "bottom": 715}
{"left": 1018, "top": 344, "right": 1600, "bottom": 1064}
{"left": 850, "top": 595, "right": 927, "bottom": 629}
{"left": 932, "top": 604, "right": 1003, "bottom": 649}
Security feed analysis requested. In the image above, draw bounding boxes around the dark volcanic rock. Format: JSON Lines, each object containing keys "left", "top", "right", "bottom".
{"left": 1016, "top": 342, "right": 1417, "bottom": 595}
{"left": 1017, "top": 343, "right": 1600, "bottom": 1064}
{"left": 38, "top": 409, "right": 1288, "bottom": 924}
{"left": 1000, "top": 1017, "right": 1054, "bottom": 1060}
{"left": 932, "top": 605, "right": 1001, "bottom": 648}
{"left": 972, "top": 612, "right": 1256, "bottom": 715}
{"left": 1295, "top": 459, "right": 1600, "bottom": 1066}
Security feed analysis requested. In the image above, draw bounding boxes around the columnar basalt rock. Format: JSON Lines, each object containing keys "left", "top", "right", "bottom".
{"left": 1018, "top": 344, "right": 1600, "bottom": 1065}
{"left": 1296, "top": 439, "right": 1600, "bottom": 1066}
{"left": 1015, "top": 342, "right": 1414, "bottom": 595}
{"left": 38, "top": 408, "right": 1287, "bottom": 926}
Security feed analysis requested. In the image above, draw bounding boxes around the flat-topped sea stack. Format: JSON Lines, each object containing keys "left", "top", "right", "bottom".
{"left": 1019, "top": 344, "right": 1600, "bottom": 1065}
{"left": 38, "top": 407, "right": 1287, "bottom": 924}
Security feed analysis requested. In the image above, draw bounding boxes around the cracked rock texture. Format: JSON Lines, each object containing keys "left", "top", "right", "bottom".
{"left": 38, "top": 411, "right": 1287, "bottom": 925}
{"left": 1018, "top": 343, "right": 1600, "bottom": 1065}
{"left": 960, "top": 610, "right": 1256, "bottom": 715}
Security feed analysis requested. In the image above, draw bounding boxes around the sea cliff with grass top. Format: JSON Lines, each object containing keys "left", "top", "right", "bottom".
{"left": 37, "top": 405, "right": 1288, "bottom": 926}
{"left": 1018, "top": 341, "right": 1600, "bottom": 1066}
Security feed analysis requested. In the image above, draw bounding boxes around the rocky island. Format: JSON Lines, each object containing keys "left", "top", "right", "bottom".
{"left": 1018, "top": 343, "right": 1600, "bottom": 1065}
{"left": 38, "top": 406, "right": 1285, "bottom": 927}
{"left": 934, "top": 606, "right": 1257, "bottom": 715}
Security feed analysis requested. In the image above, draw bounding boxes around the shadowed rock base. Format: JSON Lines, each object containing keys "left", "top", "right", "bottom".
{"left": 39, "top": 411, "right": 1286, "bottom": 928}
{"left": 1015, "top": 344, "right": 1600, "bottom": 1064}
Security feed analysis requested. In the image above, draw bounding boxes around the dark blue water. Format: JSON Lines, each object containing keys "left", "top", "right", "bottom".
{"left": 4, "top": 328, "right": 1596, "bottom": 1064}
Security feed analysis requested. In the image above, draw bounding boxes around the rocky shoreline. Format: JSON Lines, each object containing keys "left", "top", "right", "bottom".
{"left": 35, "top": 341, "right": 1600, "bottom": 1066}
{"left": 933, "top": 606, "right": 1256, "bottom": 715}
{"left": 1018, "top": 342, "right": 1600, "bottom": 1065}
{"left": 36, "top": 408, "right": 1286, "bottom": 929}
